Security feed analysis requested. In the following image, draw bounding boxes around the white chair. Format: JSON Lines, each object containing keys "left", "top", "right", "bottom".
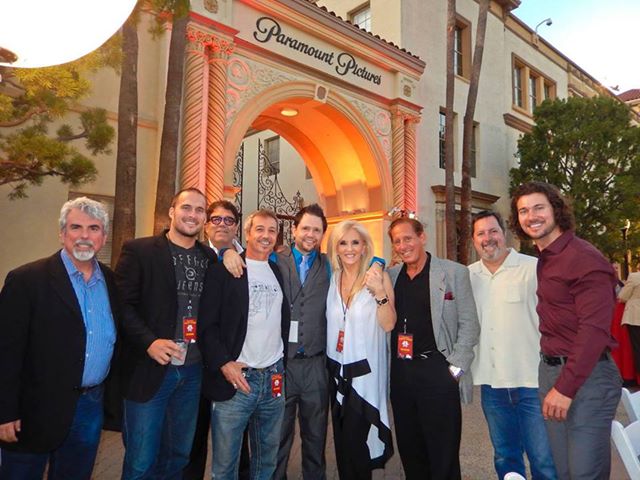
{"left": 622, "top": 387, "right": 640, "bottom": 423}
{"left": 503, "top": 473, "right": 526, "bottom": 480}
{"left": 612, "top": 419, "right": 640, "bottom": 479}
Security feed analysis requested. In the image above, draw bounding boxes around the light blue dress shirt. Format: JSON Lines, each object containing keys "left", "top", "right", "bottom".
{"left": 61, "top": 250, "right": 116, "bottom": 387}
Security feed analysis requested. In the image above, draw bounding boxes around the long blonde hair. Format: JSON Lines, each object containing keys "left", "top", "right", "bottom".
{"left": 327, "top": 220, "right": 374, "bottom": 294}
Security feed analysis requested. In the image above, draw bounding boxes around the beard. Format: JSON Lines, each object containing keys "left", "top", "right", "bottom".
{"left": 480, "top": 241, "right": 504, "bottom": 261}
{"left": 72, "top": 240, "right": 96, "bottom": 261}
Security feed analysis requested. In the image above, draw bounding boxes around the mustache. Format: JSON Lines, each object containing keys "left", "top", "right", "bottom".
{"left": 74, "top": 240, "right": 95, "bottom": 248}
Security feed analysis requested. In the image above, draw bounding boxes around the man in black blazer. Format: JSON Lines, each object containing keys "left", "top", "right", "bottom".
{"left": 116, "top": 188, "right": 217, "bottom": 479}
{"left": 199, "top": 209, "right": 290, "bottom": 479}
{"left": 0, "top": 197, "right": 118, "bottom": 479}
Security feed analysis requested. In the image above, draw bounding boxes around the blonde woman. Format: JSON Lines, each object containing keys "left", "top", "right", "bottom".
{"left": 326, "top": 220, "right": 396, "bottom": 480}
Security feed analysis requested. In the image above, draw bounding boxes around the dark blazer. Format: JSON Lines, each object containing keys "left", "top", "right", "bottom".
{"left": 115, "top": 232, "right": 216, "bottom": 402}
{"left": 198, "top": 255, "right": 290, "bottom": 402}
{"left": 0, "top": 252, "right": 120, "bottom": 453}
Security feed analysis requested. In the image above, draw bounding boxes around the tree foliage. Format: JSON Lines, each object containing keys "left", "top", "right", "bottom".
{"left": 510, "top": 95, "right": 640, "bottom": 261}
{"left": 0, "top": 39, "right": 120, "bottom": 198}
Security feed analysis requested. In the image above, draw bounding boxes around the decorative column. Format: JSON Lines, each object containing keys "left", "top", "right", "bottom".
{"left": 390, "top": 106, "right": 406, "bottom": 210}
{"left": 403, "top": 115, "right": 419, "bottom": 213}
{"left": 205, "top": 36, "right": 234, "bottom": 203}
{"left": 180, "top": 25, "right": 210, "bottom": 191}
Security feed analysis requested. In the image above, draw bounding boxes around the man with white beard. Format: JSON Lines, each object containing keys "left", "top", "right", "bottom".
{"left": 0, "top": 197, "right": 119, "bottom": 479}
{"left": 468, "top": 211, "right": 556, "bottom": 480}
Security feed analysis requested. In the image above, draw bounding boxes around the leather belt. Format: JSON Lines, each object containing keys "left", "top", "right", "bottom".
{"left": 541, "top": 352, "right": 609, "bottom": 366}
{"left": 74, "top": 384, "right": 101, "bottom": 395}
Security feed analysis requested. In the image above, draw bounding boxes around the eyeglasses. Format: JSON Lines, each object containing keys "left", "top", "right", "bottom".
{"left": 209, "top": 216, "right": 237, "bottom": 226}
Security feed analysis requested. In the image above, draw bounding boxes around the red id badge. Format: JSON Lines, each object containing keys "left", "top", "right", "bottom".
{"left": 336, "top": 330, "right": 345, "bottom": 353}
{"left": 183, "top": 317, "right": 197, "bottom": 343}
{"left": 397, "top": 333, "right": 414, "bottom": 359}
{"left": 271, "top": 373, "right": 283, "bottom": 398}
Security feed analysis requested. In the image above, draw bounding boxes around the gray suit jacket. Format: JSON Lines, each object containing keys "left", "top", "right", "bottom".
{"left": 389, "top": 255, "right": 480, "bottom": 403}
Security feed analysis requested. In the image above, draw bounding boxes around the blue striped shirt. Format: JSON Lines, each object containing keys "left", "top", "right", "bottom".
{"left": 61, "top": 250, "right": 116, "bottom": 387}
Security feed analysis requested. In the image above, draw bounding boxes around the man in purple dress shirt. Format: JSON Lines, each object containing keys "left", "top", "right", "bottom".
{"left": 510, "top": 181, "right": 622, "bottom": 479}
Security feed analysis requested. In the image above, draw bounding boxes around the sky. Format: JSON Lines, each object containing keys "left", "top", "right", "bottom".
{"left": 512, "top": 0, "right": 639, "bottom": 94}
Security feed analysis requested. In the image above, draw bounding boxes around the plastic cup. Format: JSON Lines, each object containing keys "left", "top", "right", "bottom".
{"left": 171, "top": 339, "right": 188, "bottom": 366}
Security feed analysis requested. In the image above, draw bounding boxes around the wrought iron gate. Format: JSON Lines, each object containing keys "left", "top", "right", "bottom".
{"left": 232, "top": 138, "right": 305, "bottom": 246}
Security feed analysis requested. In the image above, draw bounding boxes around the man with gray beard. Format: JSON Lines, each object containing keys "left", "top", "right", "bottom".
{"left": 0, "top": 197, "right": 119, "bottom": 479}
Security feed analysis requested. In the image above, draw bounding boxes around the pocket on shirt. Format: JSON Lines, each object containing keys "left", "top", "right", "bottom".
{"left": 505, "top": 287, "right": 523, "bottom": 303}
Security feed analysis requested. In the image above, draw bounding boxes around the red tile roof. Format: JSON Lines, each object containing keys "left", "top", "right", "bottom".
{"left": 307, "top": 1, "right": 421, "bottom": 60}
{"left": 619, "top": 89, "right": 640, "bottom": 102}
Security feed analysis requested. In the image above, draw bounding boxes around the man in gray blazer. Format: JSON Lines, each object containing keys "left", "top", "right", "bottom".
{"left": 387, "top": 217, "right": 479, "bottom": 480}
{"left": 274, "top": 204, "right": 331, "bottom": 480}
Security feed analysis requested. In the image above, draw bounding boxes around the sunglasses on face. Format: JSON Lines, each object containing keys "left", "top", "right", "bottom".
{"left": 209, "top": 216, "right": 237, "bottom": 226}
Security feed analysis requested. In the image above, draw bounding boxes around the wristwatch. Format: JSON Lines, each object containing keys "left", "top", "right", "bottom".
{"left": 375, "top": 296, "right": 389, "bottom": 306}
{"left": 448, "top": 365, "right": 463, "bottom": 379}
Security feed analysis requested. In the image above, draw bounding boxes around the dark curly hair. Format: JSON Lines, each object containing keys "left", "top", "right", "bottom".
{"left": 509, "top": 181, "right": 575, "bottom": 240}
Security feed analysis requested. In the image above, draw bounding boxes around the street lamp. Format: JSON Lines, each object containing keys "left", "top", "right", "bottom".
{"left": 0, "top": 0, "right": 138, "bottom": 68}
{"left": 533, "top": 18, "right": 553, "bottom": 46}
{"left": 621, "top": 219, "right": 631, "bottom": 280}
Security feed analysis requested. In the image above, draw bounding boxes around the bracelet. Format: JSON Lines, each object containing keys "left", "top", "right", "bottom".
{"left": 375, "top": 296, "right": 389, "bottom": 306}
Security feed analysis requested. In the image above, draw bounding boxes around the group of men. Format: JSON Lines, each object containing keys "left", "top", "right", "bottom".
{"left": 0, "top": 180, "right": 622, "bottom": 480}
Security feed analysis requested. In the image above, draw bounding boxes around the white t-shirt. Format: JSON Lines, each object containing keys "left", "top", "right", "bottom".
{"left": 237, "top": 258, "right": 284, "bottom": 368}
{"left": 468, "top": 249, "right": 541, "bottom": 388}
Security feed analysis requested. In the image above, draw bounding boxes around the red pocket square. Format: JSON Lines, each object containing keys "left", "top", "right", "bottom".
{"left": 444, "top": 292, "right": 454, "bottom": 300}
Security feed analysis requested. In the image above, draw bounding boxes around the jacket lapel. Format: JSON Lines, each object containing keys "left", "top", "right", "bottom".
{"left": 155, "top": 234, "right": 177, "bottom": 292}
{"left": 48, "top": 252, "right": 83, "bottom": 321}
{"left": 429, "top": 256, "right": 446, "bottom": 342}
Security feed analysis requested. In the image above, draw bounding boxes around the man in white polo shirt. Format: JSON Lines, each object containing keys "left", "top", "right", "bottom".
{"left": 468, "top": 211, "right": 556, "bottom": 480}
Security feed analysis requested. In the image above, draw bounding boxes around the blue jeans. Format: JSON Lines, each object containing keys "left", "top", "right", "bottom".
{"left": 211, "top": 359, "right": 285, "bottom": 480}
{"left": 481, "top": 385, "right": 557, "bottom": 480}
{"left": 0, "top": 385, "right": 104, "bottom": 480}
{"left": 122, "top": 363, "right": 202, "bottom": 480}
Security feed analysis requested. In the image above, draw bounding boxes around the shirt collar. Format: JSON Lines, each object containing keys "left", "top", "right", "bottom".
{"left": 537, "top": 230, "right": 574, "bottom": 257}
{"left": 473, "top": 248, "right": 521, "bottom": 275}
{"left": 60, "top": 249, "right": 103, "bottom": 283}
{"left": 292, "top": 245, "right": 317, "bottom": 266}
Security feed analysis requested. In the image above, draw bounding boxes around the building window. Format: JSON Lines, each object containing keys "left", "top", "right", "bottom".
{"left": 453, "top": 18, "right": 471, "bottom": 79}
{"left": 512, "top": 56, "right": 556, "bottom": 114}
{"left": 264, "top": 136, "right": 280, "bottom": 175}
{"left": 470, "top": 123, "right": 478, "bottom": 178}
{"left": 349, "top": 4, "right": 371, "bottom": 32}
{"left": 529, "top": 75, "right": 538, "bottom": 110}
{"left": 513, "top": 65, "right": 524, "bottom": 108}
{"left": 439, "top": 111, "right": 447, "bottom": 169}
{"left": 454, "top": 26, "right": 463, "bottom": 76}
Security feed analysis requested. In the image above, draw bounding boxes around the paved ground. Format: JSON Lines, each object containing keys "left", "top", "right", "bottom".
{"left": 92, "top": 386, "right": 630, "bottom": 479}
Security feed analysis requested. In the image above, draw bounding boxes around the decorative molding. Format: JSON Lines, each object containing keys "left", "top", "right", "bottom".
{"left": 203, "top": 0, "right": 218, "bottom": 13}
{"left": 351, "top": 98, "right": 392, "bottom": 161}
{"left": 503, "top": 113, "right": 533, "bottom": 133}
{"left": 226, "top": 56, "right": 297, "bottom": 127}
{"left": 186, "top": 26, "right": 234, "bottom": 57}
{"left": 431, "top": 185, "right": 500, "bottom": 210}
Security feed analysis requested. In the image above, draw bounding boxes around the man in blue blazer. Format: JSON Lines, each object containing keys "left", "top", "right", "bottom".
{"left": 0, "top": 197, "right": 119, "bottom": 480}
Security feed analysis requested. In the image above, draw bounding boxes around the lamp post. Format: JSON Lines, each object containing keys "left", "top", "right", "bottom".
{"left": 621, "top": 219, "right": 631, "bottom": 280}
{"left": 533, "top": 18, "right": 553, "bottom": 46}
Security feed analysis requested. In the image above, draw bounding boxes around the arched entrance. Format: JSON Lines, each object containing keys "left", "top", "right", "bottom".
{"left": 225, "top": 81, "right": 392, "bottom": 219}
{"left": 177, "top": 5, "right": 425, "bottom": 256}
